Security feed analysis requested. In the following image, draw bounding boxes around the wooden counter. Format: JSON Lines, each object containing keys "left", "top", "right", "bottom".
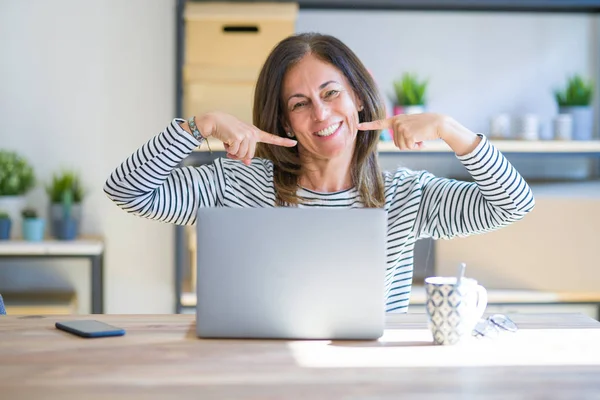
{"left": 1, "top": 313, "right": 599, "bottom": 399}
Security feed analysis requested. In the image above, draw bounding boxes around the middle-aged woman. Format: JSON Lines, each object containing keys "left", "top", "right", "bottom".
{"left": 104, "top": 33, "right": 535, "bottom": 313}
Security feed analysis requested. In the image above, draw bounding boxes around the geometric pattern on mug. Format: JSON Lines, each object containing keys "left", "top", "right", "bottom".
{"left": 426, "top": 285, "right": 475, "bottom": 345}
{"left": 430, "top": 289, "right": 444, "bottom": 307}
{"left": 447, "top": 289, "right": 462, "bottom": 308}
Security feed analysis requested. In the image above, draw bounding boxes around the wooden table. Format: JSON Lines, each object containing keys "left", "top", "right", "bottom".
{"left": 1, "top": 313, "right": 599, "bottom": 399}
{"left": 0, "top": 238, "right": 104, "bottom": 313}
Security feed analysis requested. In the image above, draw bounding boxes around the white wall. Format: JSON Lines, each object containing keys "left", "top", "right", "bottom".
{"left": 0, "top": 0, "right": 176, "bottom": 313}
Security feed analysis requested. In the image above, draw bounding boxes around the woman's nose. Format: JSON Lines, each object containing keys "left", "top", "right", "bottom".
{"left": 312, "top": 100, "right": 330, "bottom": 122}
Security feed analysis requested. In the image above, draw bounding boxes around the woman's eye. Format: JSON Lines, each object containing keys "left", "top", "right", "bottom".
{"left": 292, "top": 102, "right": 306, "bottom": 110}
{"left": 325, "top": 90, "right": 339, "bottom": 97}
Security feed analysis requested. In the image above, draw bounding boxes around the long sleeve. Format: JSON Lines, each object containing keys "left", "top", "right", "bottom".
{"left": 390, "top": 134, "right": 535, "bottom": 240}
{"left": 103, "top": 119, "right": 226, "bottom": 225}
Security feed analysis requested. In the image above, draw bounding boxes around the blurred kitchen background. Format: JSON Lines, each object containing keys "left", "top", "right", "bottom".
{"left": 0, "top": 0, "right": 599, "bottom": 318}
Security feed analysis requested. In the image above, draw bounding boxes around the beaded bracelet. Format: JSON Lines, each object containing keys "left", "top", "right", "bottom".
{"left": 188, "top": 116, "right": 212, "bottom": 153}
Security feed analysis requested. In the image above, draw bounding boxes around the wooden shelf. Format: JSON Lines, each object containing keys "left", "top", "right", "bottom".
{"left": 194, "top": 138, "right": 600, "bottom": 154}
{"left": 181, "top": 292, "right": 196, "bottom": 307}
{"left": 5, "top": 304, "right": 77, "bottom": 315}
{"left": 3, "top": 292, "right": 78, "bottom": 315}
{"left": 378, "top": 139, "right": 600, "bottom": 153}
{"left": 0, "top": 238, "right": 104, "bottom": 256}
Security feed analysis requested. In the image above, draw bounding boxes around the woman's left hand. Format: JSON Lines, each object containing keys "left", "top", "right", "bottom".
{"left": 357, "top": 113, "right": 481, "bottom": 156}
{"left": 357, "top": 113, "right": 445, "bottom": 150}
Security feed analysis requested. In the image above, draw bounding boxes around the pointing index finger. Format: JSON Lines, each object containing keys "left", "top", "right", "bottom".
{"left": 357, "top": 119, "right": 391, "bottom": 131}
{"left": 257, "top": 130, "right": 297, "bottom": 147}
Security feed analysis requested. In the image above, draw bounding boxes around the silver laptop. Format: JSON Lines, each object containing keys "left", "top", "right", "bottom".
{"left": 195, "top": 207, "right": 387, "bottom": 340}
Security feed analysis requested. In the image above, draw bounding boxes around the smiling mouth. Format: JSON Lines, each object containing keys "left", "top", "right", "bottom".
{"left": 314, "top": 122, "right": 342, "bottom": 137}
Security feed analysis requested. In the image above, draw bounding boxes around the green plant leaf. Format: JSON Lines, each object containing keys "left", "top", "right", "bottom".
{"left": 21, "top": 207, "right": 38, "bottom": 219}
{"left": 393, "top": 73, "right": 428, "bottom": 106}
{"left": 0, "top": 151, "right": 35, "bottom": 196}
{"left": 46, "top": 170, "right": 85, "bottom": 203}
{"left": 554, "top": 74, "right": 594, "bottom": 107}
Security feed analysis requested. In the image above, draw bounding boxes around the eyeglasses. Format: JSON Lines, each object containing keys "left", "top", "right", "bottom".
{"left": 472, "top": 314, "right": 518, "bottom": 338}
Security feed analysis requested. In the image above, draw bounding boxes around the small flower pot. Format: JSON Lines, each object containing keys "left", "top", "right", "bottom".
{"left": 53, "top": 217, "right": 78, "bottom": 240}
{"left": 558, "top": 106, "right": 593, "bottom": 140}
{"left": 0, "top": 196, "right": 25, "bottom": 238}
{"left": 0, "top": 219, "right": 11, "bottom": 240}
{"left": 393, "top": 105, "right": 426, "bottom": 116}
{"left": 50, "top": 203, "right": 81, "bottom": 240}
{"left": 22, "top": 218, "right": 45, "bottom": 242}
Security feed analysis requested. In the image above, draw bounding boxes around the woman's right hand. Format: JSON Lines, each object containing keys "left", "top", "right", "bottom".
{"left": 194, "top": 111, "right": 297, "bottom": 165}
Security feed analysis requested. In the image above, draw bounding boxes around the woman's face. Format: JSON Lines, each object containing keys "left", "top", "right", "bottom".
{"left": 282, "top": 53, "right": 363, "bottom": 162}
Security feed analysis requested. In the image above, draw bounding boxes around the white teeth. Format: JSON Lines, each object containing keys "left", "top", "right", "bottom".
{"left": 315, "top": 122, "right": 340, "bottom": 137}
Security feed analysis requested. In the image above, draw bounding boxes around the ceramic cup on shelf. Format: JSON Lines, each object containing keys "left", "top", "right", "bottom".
{"left": 537, "top": 121, "right": 553, "bottom": 141}
{"left": 425, "top": 276, "right": 488, "bottom": 345}
{"left": 489, "top": 114, "right": 511, "bottom": 139}
{"left": 559, "top": 106, "right": 593, "bottom": 140}
{"left": 553, "top": 114, "right": 573, "bottom": 141}
{"left": 514, "top": 114, "right": 539, "bottom": 141}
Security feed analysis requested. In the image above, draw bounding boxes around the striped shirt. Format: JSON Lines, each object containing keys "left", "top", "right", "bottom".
{"left": 104, "top": 118, "right": 535, "bottom": 313}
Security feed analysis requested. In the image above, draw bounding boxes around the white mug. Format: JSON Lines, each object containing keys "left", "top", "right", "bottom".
{"left": 489, "top": 114, "right": 511, "bottom": 139}
{"left": 554, "top": 114, "right": 573, "bottom": 141}
{"left": 425, "top": 277, "right": 488, "bottom": 345}
{"left": 515, "top": 114, "right": 539, "bottom": 141}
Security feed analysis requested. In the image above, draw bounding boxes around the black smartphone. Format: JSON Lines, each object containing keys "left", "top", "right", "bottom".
{"left": 55, "top": 320, "right": 126, "bottom": 338}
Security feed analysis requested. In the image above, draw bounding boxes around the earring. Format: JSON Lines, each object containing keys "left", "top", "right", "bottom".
{"left": 286, "top": 131, "right": 295, "bottom": 138}
{"left": 358, "top": 105, "right": 364, "bottom": 111}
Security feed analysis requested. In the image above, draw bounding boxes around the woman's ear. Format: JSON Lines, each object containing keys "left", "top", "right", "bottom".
{"left": 354, "top": 93, "right": 364, "bottom": 112}
{"left": 282, "top": 121, "right": 295, "bottom": 138}
{"left": 280, "top": 117, "right": 291, "bottom": 135}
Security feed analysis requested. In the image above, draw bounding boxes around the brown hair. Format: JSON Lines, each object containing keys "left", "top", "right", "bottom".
{"left": 254, "top": 33, "right": 386, "bottom": 208}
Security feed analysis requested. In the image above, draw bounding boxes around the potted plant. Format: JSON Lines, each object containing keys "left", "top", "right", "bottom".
{"left": 46, "top": 170, "right": 84, "bottom": 240}
{"left": 554, "top": 74, "right": 595, "bottom": 140}
{"left": 21, "top": 207, "right": 45, "bottom": 242}
{"left": 0, "top": 150, "right": 35, "bottom": 239}
{"left": 0, "top": 211, "right": 11, "bottom": 240}
{"left": 392, "top": 73, "right": 429, "bottom": 116}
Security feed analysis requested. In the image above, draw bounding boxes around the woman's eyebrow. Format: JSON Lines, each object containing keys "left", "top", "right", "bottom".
{"left": 319, "top": 80, "right": 339, "bottom": 90}
{"left": 287, "top": 80, "right": 340, "bottom": 102}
